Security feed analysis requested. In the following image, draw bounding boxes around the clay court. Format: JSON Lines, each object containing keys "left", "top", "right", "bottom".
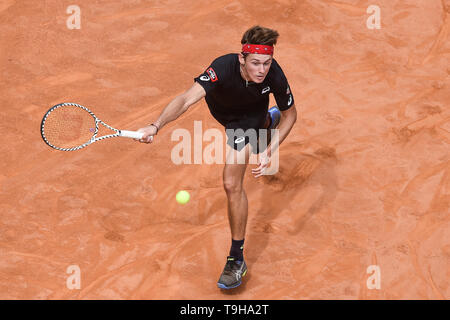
{"left": 0, "top": 0, "right": 449, "bottom": 299}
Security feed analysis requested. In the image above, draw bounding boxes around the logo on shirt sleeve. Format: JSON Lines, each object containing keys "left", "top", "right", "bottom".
{"left": 200, "top": 75, "right": 210, "bottom": 81}
{"left": 262, "top": 86, "right": 270, "bottom": 94}
{"left": 206, "top": 67, "right": 218, "bottom": 82}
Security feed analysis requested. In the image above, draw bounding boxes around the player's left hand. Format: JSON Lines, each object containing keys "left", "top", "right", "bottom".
{"left": 252, "top": 152, "right": 271, "bottom": 178}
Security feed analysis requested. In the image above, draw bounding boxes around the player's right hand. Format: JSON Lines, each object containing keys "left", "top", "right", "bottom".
{"left": 136, "top": 125, "right": 158, "bottom": 144}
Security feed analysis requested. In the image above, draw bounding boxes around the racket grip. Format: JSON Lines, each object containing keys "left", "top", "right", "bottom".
{"left": 120, "top": 130, "right": 144, "bottom": 139}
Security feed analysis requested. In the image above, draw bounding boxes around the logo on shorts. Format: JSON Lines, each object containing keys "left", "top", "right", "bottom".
{"left": 200, "top": 75, "right": 210, "bottom": 81}
{"left": 262, "top": 86, "right": 270, "bottom": 94}
{"left": 234, "top": 136, "right": 246, "bottom": 144}
{"left": 207, "top": 67, "right": 218, "bottom": 82}
{"left": 287, "top": 94, "right": 293, "bottom": 106}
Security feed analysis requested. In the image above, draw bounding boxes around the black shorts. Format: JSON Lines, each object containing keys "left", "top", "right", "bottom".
{"left": 225, "top": 119, "right": 270, "bottom": 154}
{"left": 207, "top": 104, "right": 270, "bottom": 154}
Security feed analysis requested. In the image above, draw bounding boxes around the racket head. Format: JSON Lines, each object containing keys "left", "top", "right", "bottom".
{"left": 41, "top": 103, "right": 99, "bottom": 151}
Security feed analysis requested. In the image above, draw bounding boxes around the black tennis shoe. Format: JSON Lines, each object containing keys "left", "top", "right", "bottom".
{"left": 217, "top": 256, "right": 247, "bottom": 289}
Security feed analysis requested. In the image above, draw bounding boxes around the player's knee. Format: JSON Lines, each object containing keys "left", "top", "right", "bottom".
{"left": 223, "top": 178, "right": 242, "bottom": 194}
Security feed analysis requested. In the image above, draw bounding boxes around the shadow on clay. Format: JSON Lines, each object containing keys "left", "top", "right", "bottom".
{"left": 247, "top": 146, "right": 339, "bottom": 266}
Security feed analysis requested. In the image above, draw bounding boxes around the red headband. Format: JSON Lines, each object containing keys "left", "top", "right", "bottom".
{"left": 242, "top": 44, "right": 274, "bottom": 55}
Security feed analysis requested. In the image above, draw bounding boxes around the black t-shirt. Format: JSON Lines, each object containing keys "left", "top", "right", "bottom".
{"left": 194, "top": 54, "right": 294, "bottom": 130}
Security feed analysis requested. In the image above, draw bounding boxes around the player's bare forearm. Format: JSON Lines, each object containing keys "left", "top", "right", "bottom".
{"left": 153, "top": 94, "right": 189, "bottom": 130}
{"left": 267, "top": 105, "right": 297, "bottom": 157}
{"left": 153, "top": 82, "right": 206, "bottom": 131}
{"left": 137, "top": 83, "right": 206, "bottom": 143}
{"left": 136, "top": 95, "right": 187, "bottom": 144}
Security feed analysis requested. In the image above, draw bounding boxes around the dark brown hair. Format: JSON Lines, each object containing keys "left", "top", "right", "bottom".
{"left": 241, "top": 25, "right": 279, "bottom": 47}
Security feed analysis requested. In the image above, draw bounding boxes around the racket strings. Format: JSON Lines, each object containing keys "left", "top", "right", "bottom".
{"left": 42, "top": 105, "right": 97, "bottom": 149}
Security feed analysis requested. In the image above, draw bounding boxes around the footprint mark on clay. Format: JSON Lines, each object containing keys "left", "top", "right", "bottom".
{"left": 104, "top": 230, "right": 124, "bottom": 242}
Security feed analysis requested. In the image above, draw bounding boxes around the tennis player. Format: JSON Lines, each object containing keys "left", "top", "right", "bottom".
{"left": 137, "top": 26, "right": 297, "bottom": 289}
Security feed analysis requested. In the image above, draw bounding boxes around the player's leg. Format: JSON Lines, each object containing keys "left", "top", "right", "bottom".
{"left": 223, "top": 142, "right": 251, "bottom": 240}
{"left": 217, "top": 143, "right": 251, "bottom": 289}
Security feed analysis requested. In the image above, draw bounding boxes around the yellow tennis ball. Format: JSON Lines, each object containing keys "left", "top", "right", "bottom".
{"left": 176, "top": 190, "right": 190, "bottom": 204}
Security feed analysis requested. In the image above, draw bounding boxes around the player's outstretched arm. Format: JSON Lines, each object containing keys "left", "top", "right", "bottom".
{"left": 137, "top": 82, "right": 206, "bottom": 143}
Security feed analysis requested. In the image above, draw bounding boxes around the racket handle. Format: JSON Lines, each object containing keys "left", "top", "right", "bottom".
{"left": 120, "top": 130, "right": 144, "bottom": 139}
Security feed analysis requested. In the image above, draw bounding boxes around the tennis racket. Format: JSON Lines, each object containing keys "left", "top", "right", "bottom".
{"left": 40, "top": 102, "right": 144, "bottom": 151}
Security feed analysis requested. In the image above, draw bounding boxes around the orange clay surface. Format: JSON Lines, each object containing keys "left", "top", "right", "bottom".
{"left": 0, "top": 0, "right": 449, "bottom": 299}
